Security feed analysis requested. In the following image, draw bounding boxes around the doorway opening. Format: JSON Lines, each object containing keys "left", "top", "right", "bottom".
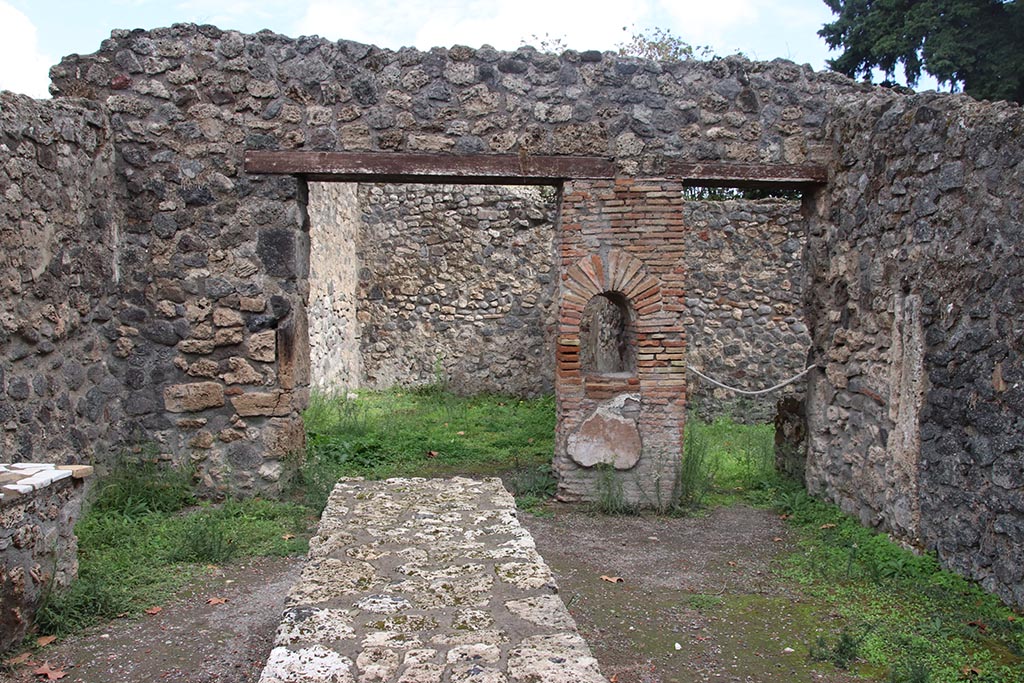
{"left": 305, "top": 181, "right": 561, "bottom": 398}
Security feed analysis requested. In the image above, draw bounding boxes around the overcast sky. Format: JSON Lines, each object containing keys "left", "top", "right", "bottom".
{"left": 0, "top": 0, "right": 852, "bottom": 98}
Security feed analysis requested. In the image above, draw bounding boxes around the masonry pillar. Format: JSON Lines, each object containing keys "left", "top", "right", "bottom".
{"left": 554, "top": 179, "right": 688, "bottom": 509}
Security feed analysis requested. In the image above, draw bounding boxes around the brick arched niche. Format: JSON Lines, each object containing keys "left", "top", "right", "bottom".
{"left": 579, "top": 291, "right": 636, "bottom": 376}
{"left": 554, "top": 180, "right": 688, "bottom": 508}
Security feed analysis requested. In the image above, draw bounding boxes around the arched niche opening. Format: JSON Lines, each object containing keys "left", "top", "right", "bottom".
{"left": 579, "top": 291, "right": 636, "bottom": 377}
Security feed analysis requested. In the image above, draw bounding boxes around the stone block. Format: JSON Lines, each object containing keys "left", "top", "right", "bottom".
{"left": 178, "top": 338, "right": 216, "bottom": 354}
{"left": 230, "top": 391, "right": 292, "bottom": 417}
{"left": 56, "top": 465, "right": 95, "bottom": 479}
{"left": 213, "top": 307, "right": 245, "bottom": 327}
{"left": 248, "top": 329, "right": 276, "bottom": 363}
{"left": 1, "top": 484, "right": 32, "bottom": 497}
{"left": 239, "top": 296, "right": 266, "bottom": 312}
{"left": 163, "top": 382, "right": 226, "bottom": 413}
{"left": 222, "top": 357, "right": 263, "bottom": 385}
{"left": 265, "top": 416, "right": 305, "bottom": 457}
{"left": 187, "top": 358, "right": 220, "bottom": 378}
{"left": 214, "top": 326, "right": 244, "bottom": 347}
{"left": 22, "top": 470, "right": 73, "bottom": 489}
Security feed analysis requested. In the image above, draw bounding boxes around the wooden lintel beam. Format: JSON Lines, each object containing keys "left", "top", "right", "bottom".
{"left": 667, "top": 162, "right": 827, "bottom": 188}
{"left": 244, "top": 151, "right": 615, "bottom": 183}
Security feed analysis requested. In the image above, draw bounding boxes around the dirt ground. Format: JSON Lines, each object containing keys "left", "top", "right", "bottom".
{"left": 522, "top": 504, "right": 864, "bottom": 683}
{"left": 0, "top": 556, "right": 302, "bottom": 683}
{"left": 2, "top": 504, "right": 864, "bottom": 683}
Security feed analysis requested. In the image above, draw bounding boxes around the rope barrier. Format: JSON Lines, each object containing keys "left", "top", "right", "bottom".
{"left": 685, "top": 364, "right": 818, "bottom": 397}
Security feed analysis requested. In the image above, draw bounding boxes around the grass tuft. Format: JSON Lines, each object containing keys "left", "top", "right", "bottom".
{"left": 34, "top": 482, "right": 312, "bottom": 638}
{"left": 590, "top": 464, "right": 638, "bottom": 516}
{"left": 90, "top": 459, "right": 194, "bottom": 517}
{"left": 297, "top": 389, "right": 556, "bottom": 512}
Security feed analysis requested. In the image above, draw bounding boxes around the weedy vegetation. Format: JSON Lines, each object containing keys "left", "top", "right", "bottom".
{"left": 676, "top": 413, "right": 1024, "bottom": 682}
{"left": 32, "top": 459, "right": 312, "bottom": 638}
{"left": 297, "top": 388, "right": 556, "bottom": 512}
{"left": 23, "top": 389, "right": 1024, "bottom": 683}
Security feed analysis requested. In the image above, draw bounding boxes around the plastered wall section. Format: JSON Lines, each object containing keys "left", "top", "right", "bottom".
{"left": 806, "top": 91, "right": 1024, "bottom": 608}
{"left": 307, "top": 182, "right": 361, "bottom": 391}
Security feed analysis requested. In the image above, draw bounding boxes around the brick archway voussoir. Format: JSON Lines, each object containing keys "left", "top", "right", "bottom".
{"left": 563, "top": 250, "right": 660, "bottom": 314}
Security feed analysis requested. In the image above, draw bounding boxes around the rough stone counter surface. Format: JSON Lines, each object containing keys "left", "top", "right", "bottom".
{"left": 260, "top": 477, "right": 607, "bottom": 683}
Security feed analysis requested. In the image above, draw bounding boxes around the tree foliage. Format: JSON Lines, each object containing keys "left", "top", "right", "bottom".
{"left": 819, "top": 0, "right": 1024, "bottom": 104}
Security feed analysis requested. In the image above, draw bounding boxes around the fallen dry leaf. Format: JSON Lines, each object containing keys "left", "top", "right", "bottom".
{"left": 819, "top": 523, "right": 837, "bottom": 530}
{"left": 772, "top": 537, "right": 783, "bottom": 542}
{"left": 207, "top": 597, "right": 228, "bottom": 605}
{"left": 727, "top": 561, "right": 738, "bottom": 567}
{"left": 35, "top": 635, "right": 57, "bottom": 647}
{"left": 144, "top": 606, "right": 163, "bottom": 615}
{"left": 967, "top": 619, "right": 988, "bottom": 633}
{"left": 32, "top": 663, "right": 68, "bottom": 680}
{"left": 961, "top": 665, "right": 982, "bottom": 677}
{"left": 600, "top": 575, "right": 624, "bottom": 584}
{"left": 6, "top": 652, "right": 33, "bottom": 666}
{"left": 426, "top": 450, "right": 439, "bottom": 458}
{"left": 281, "top": 533, "right": 296, "bottom": 540}
{"left": 456, "top": 431, "right": 465, "bottom": 436}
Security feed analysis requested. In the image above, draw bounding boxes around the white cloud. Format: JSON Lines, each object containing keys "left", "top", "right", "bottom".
{"left": 659, "top": 0, "right": 760, "bottom": 48}
{"left": 413, "top": 0, "right": 655, "bottom": 52}
{"left": 293, "top": 0, "right": 656, "bottom": 51}
{"left": 0, "top": 1, "right": 53, "bottom": 98}
{"left": 294, "top": 1, "right": 384, "bottom": 43}
{"left": 171, "top": 0, "right": 308, "bottom": 33}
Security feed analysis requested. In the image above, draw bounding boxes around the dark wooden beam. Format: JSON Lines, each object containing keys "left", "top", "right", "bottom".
{"left": 244, "top": 151, "right": 615, "bottom": 184}
{"left": 667, "top": 162, "right": 827, "bottom": 189}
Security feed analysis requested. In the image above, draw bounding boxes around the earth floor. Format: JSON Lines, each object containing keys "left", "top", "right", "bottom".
{"left": 1, "top": 504, "right": 866, "bottom": 683}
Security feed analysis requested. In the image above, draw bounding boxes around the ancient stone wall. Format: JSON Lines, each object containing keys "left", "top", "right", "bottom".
{"left": 307, "top": 182, "right": 360, "bottom": 390}
{"left": 354, "top": 183, "right": 557, "bottom": 396}
{"left": 806, "top": 91, "right": 1024, "bottom": 607}
{"left": 682, "top": 198, "right": 809, "bottom": 422}
{"left": 305, "top": 183, "right": 806, "bottom": 405}
{"left": 0, "top": 93, "right": 123, "bottom": 466}
{"left": 0, "top": 21, "right": 1018, "bottom": 610}
{"left": 0, "top": 465, "right": 92, "bottom": 652}
{"left": 40, "top": 23, "right": 862, "bottom": 495}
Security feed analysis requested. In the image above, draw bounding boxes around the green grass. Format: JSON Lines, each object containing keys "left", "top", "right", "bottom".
{"left": 33, "top": 462, "right": 313, "bottom": 639}
{"left": 297, "top": 388, "right": 556, "bottom": 511}
{"left": 747, "top": 477, "right": 1024, "bottom": 682}
{"left": 680, "top": 416, "right": 1024, "bottom": 682}
{"left": 30, "top": 395, "right": 1024, "bottom": 683}
{"left": 673, "top": 415, "right": 775, "bottom": 511}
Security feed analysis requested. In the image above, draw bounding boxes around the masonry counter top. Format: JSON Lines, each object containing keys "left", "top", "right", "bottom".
{"left": 259, "top": 476, "right": 608, "bottom": 683}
